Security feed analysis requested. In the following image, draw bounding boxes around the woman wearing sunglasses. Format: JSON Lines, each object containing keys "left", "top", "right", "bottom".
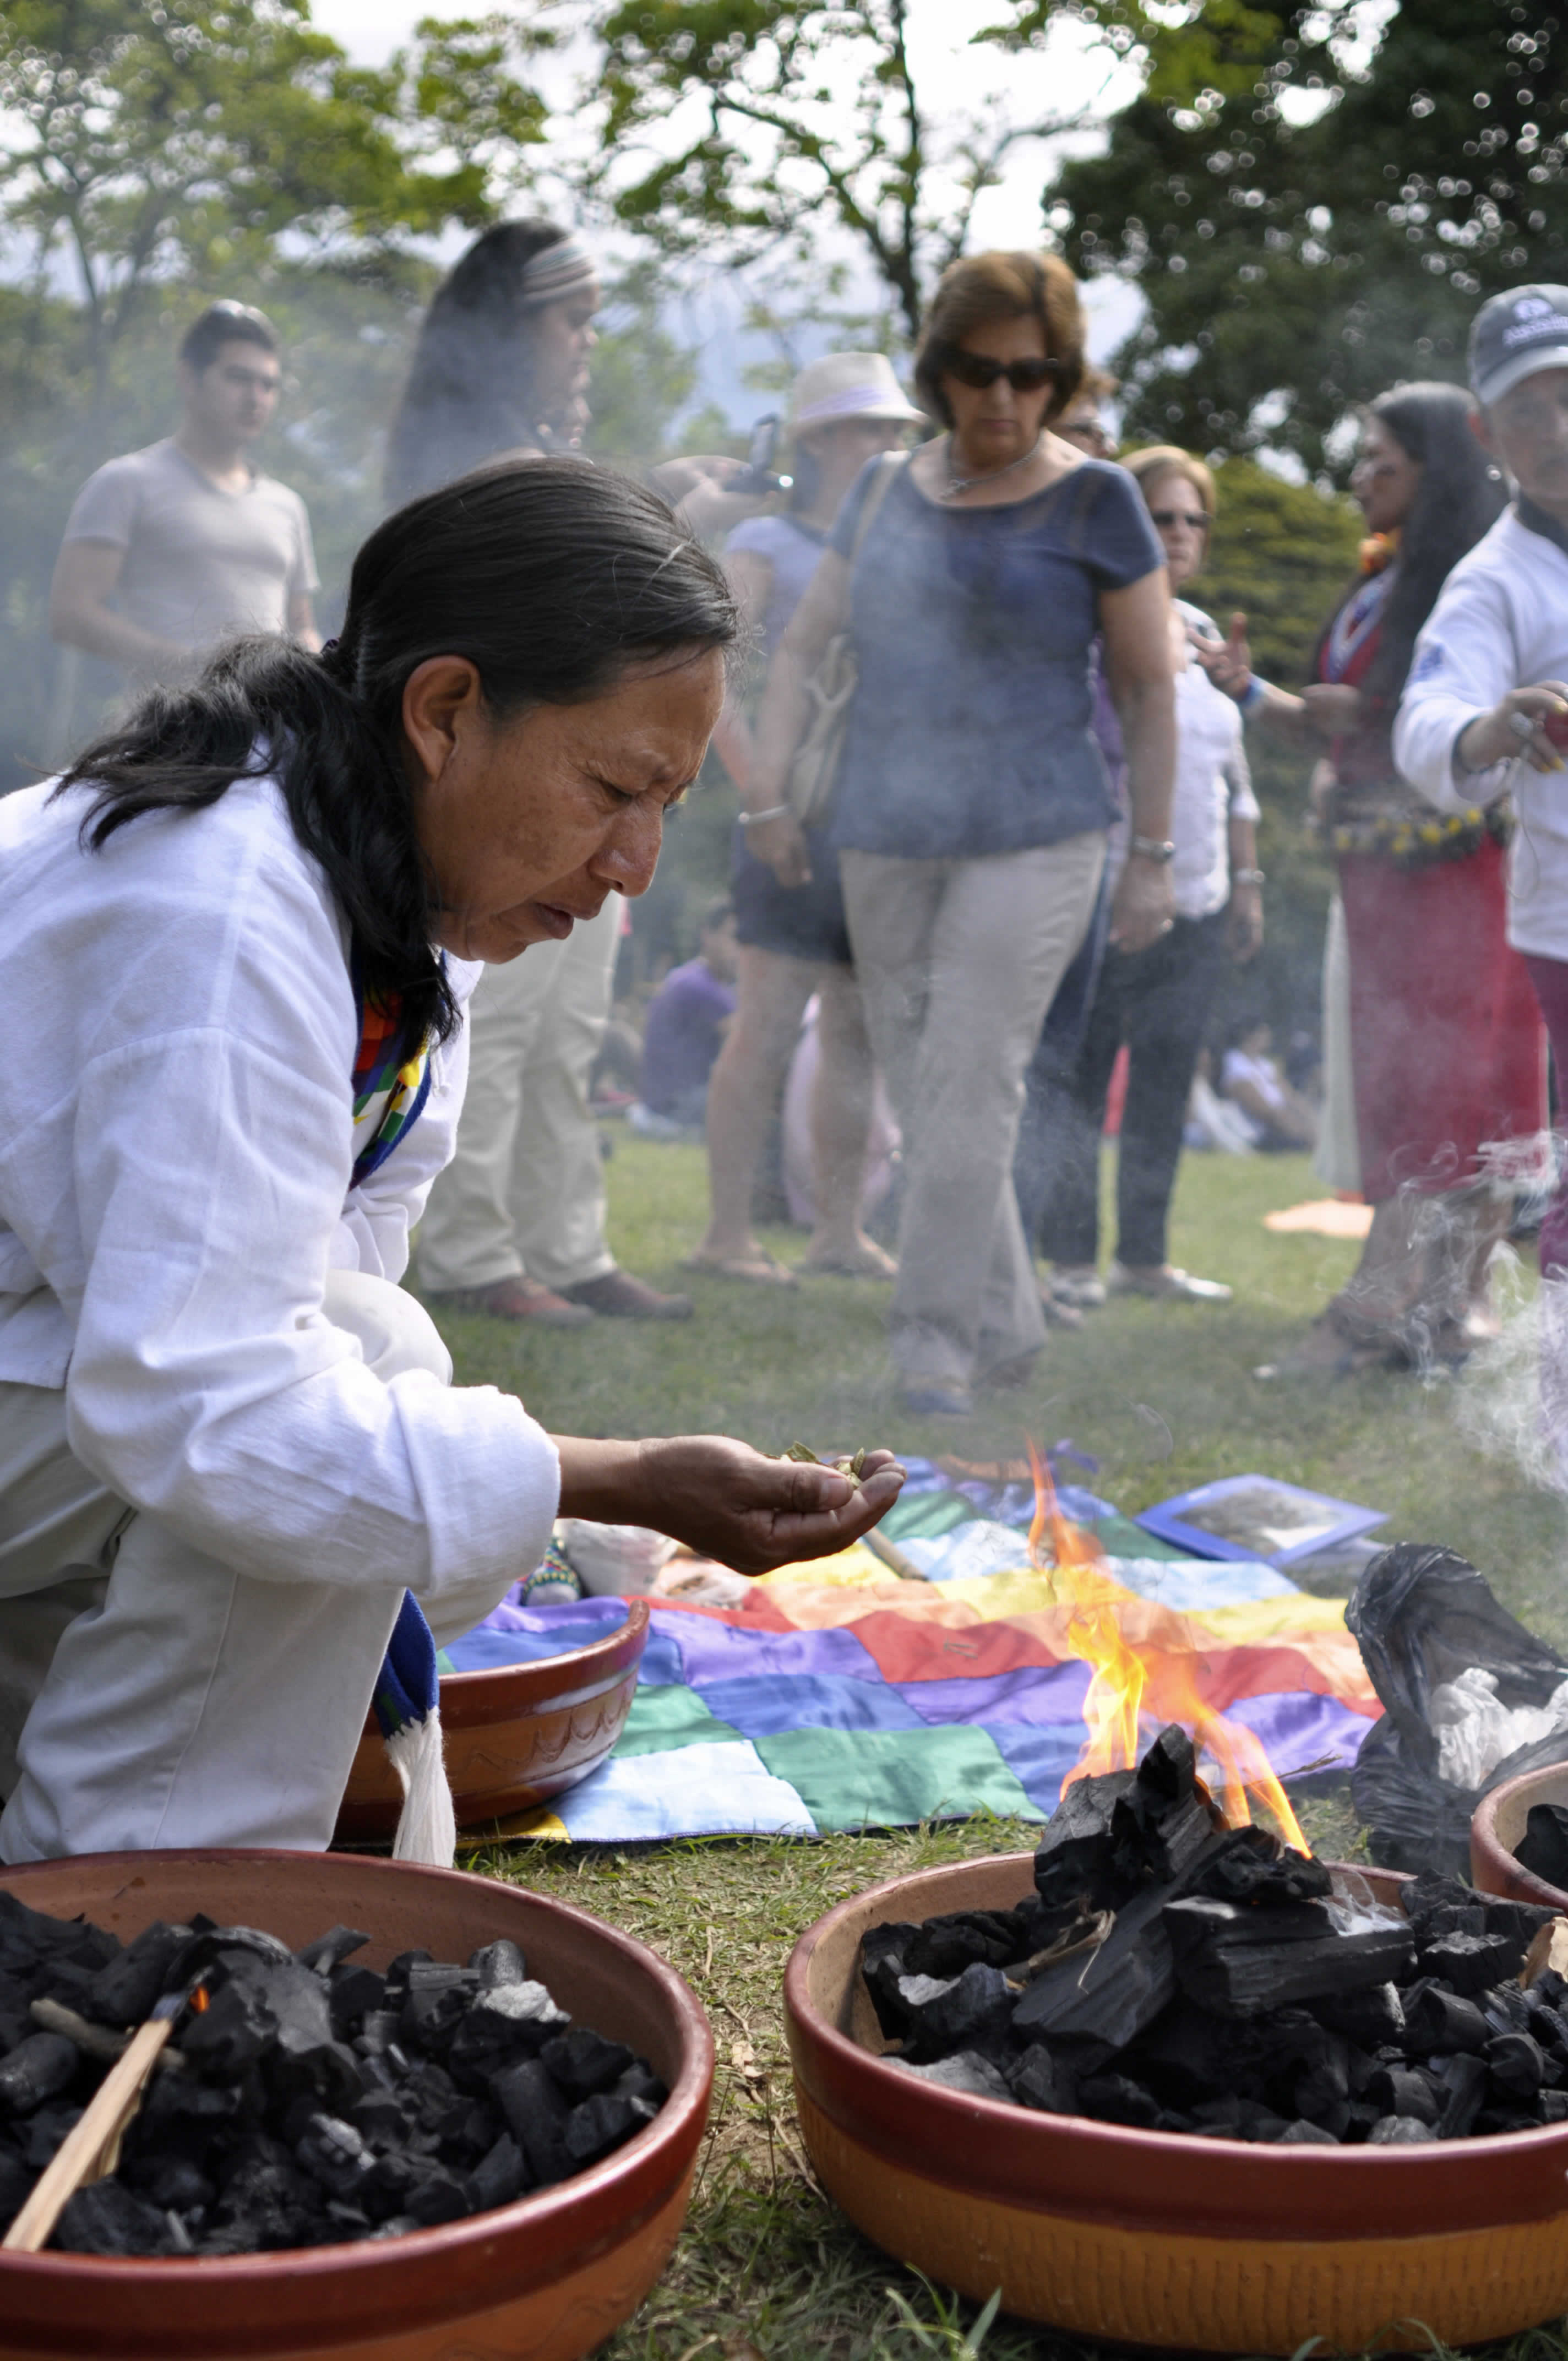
{"left": 1039, "top": 447, "right": 1264, "bottom": 1310}
{"left": 745, "top": 251, "right": 1175, "bottom": 1416}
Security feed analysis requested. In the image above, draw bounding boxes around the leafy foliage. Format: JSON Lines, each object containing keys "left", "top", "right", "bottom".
{"left": 1048, "top": 0, "right": 1568, "bottom": 474}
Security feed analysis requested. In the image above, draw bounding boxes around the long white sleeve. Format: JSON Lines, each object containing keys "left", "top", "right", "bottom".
{"left": 0, "top": 774, "right": 559, "bottom": 1603}
{"left": 1392, "top": 566, "right": 1521, "bottom": 819}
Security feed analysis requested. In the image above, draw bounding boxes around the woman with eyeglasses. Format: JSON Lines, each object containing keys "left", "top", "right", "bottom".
{"left": 1197, "top": 384, "right": 1536, "bottom": 1373}
{"left": 1039, "top": 447, "right": 1264, "bottom": 1312}
{"left": 745, "top": 251, "right": 1175, "bottom": 1416}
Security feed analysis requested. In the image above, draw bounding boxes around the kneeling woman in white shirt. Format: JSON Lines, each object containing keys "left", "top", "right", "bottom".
{"left": 0, "top": 456, "right": 901, "bottom": 1862}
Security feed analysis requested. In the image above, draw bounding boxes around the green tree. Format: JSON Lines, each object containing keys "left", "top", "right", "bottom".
{"left": 1044, "top": 0, "right": 1568, "bottom": 474}
{"left": 0, "top": 1, "right": 546, "bottom": 398}
{"left": 591, "top": 0, "right": 1119, "bottom": 341}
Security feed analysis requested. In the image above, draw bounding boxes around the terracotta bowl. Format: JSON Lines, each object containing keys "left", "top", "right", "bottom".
{"left": 786, "top": 1851, "right": 1568, "bottom": 2355}
{"left": 1472, "top": 1759, "right": 1568, "bottom": 1908}
{"left": 0, "top": 1846, "right": 711, "bottom": 2361}
{"left": 336, "top": 1597, "right": 650, "bottom": 1841}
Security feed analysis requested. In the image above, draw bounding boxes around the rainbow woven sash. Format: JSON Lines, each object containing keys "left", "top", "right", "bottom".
{"left": 350, "top": 969, "right": 433, "bottom": 1190}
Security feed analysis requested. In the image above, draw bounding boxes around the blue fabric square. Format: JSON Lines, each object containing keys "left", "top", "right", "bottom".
{"left": 986, "top": 1722, "right": 1090, "bottom": 1814}
{"left": 695, "top": 1672, "right": 929, "bottom": 1739}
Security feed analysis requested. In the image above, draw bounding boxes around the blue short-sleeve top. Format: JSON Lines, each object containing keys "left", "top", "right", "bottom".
{"left": 826, "top": 455, "right": 1164, "bottom": 859}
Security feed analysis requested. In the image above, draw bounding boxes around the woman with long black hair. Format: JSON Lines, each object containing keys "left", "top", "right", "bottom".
{"left": 0, "top": 458, "right": 902, "bottom": 1859}
{"left": 1202, "top": 383, "right": 1539, "bottom": 1369}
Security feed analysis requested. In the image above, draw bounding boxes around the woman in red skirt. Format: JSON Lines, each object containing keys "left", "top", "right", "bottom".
{"left": 1198, "top": 383, "right": 1541, "bottom": 1369}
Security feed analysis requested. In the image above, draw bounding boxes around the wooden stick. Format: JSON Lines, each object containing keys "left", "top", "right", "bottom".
{"left": 861, "top": 1526, "right": 930, "bottom": 1585}
{"left": 3, "top": 2010, "right": 176, "bottom": 2254}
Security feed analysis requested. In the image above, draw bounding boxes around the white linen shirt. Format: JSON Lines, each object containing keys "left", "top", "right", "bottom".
{"left": 0, "top": 771, "right": 560, "bottom": 1606}
{"left": 1393, "top": 507, "right": 1568, "bottom": 963}
{"left": 1172, "top": 601, "right": 1261, "bottom": 921}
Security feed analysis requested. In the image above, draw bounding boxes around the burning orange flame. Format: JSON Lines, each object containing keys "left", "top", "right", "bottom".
{"left": 1026, "top": 1441, "right": 1308, "bottom": 1851}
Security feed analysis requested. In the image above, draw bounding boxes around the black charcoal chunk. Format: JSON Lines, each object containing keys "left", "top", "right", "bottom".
{"left": 895, "top": 2051, "right": 1013, "bottom": 2101}
{"left": 1482, "top": 1895, "right": 1560, "bottom": 1952}
{"left": 902, "top": 1909, "right": 1028, "bottom": 1979}
{"left": 0, "top": 2032, "right": 79, "bottom": 2115}
{"left": 1309, "top": 1981, "right": 1406, "bottom": 2047}
{"left": 1516, "top": 1804, "right": 1568, "bottom": 1894}
{"left": 180, "top": 1978, "right": 277, "bottom": 2077}
{"left": 1365, "top": 2065, "right": 1441, "bottom": 2125}
{"left": 399, "top": 1963, "right": 482, "bottom": 2057}
{"left": 355, "top": 2009, "right": 402, "bottom": 2058}
{"left": 492, "top": 2057, "right": 571, "bottom": 2186}
{"left": 401, "top": 2160, "right": 473, "bottom": 2227}
{"left": 1012, "top": 1881, "right": 1174, "bottom": 2062}
{"left": 897, "top": 1962, "right": 1016, "bottom": 2063}
{"left": 383, "top": 1949, "right": 433, "bottom": 1991}
{"left": 0, "top": 2150, "right": 36, "bottom": 2232}
{"left": 53, "top": 2179, "right": 181, "bottom": 2256}
{"left": 296, "top": 2113, "right": 377, "bottom": 2204}
{"left": 445, "top": 1982, "right": 568, "bottom": 2092}
{"left": 1077, "top": 2071, "right": 1163, "bottom": 2128}
{"left": 1275, "top": 2118, "right": 1340, "bottom": 2145}
{"left": 328, "top": 1965, "right": 386, "bottom": 2042}
{"left": 176, "top": 1925, "right": 296, "bottom": 1981}
{"left": 83, "top": 1921, "right": 190, "bottom": 2029}
{"left": 1180, "top": 1824, "right": 1332, "bottom": 1908}
{"left": 1485, "top": 2031, "right": 1547, "bottom": 2098}
{"left": 1368, "top": 2114, "right": 1438, "bottom": 2145}
{"left": 467, "top": 2131, "right": 529, "bottom": 2211}
{"left": 19, "top": 2104, "right": 82, "bottom": 2168}
{"left": 612, "top": 2060, "right": 667, "bottom": 2110}
{"left": 294, "top": 1927, "right": 370, "bottom": 1975}
{"left": 1401, "top": 1979, "right": 1490, "bottom": 2055}
{"left": 1110, "top": 1728, "right": 1219, "bottom": 1890}
{"left": 1165, "top": 1897, "right": 1415, "bottom": 2017}
{"left": 1006, "top": 2045, "right": 1078, "bottom": 2115}
{"left": 563, "top": 2093, "right": 649, "bottom": 2167}
{"left": 1418, "top": 1930, "right": 1522, "bottom": 1996}
{"left": 467, "top": 1939, "right": 527, "bottom": 1989}
{"left": 1432, "top": 2052, "right": 1489, "bottom": 2137}
{"left": 126, "top": 2153, "right": 215, "bottom": 2215}
{"left": 540, "top": 2028, "right": 636, "bottom": 2101}
{"left": 1033, "top": 1769, "right": 1137, "bottom": 1910}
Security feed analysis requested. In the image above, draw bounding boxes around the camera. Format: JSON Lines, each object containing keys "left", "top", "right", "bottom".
{"left": 731, "top": 413, "right": 793, "bottom": 497}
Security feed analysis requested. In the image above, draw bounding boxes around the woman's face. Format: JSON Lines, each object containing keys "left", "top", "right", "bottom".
{"left": 941, "top": 314, "right": 1056, "bottom": 468}
{"left": 1351, "top": 416, "right": 1420, "bottom": 534}
{"left": 528, "top": 283, "right": 601, "bottom": 434}
{"left": 1143, "top": 466, "right": 1210, "bottom": 590}
{"left": 800, "top": 414, "right": 910, "bottom": 499}
{"left": 406, "top": 646, "right": 725, "bottom": 965}
{"left": 1057, "top": 395, "right": 1112, "bottom": 457}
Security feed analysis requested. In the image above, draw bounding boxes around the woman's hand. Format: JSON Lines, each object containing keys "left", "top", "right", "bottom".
{"left": 1300, "top": 683, "right": 1363, "bottom": 738}
{"left": 1108, "top": 852, "right": 1175, "bottom": 954}
{"left": 1306, "top": 757, "right": 1338, "bottom": 828}
{"left": 633, "top": 1439, "right": 906, "bottom": 1574}
{"left": 746, "top": 809, "right": 813, "bottom": 888}
{"left": 1191, "top": 612, "right": 1253, "bottom": 701}
{"left": 1457, "top": 682, "right": 1568, "bottom": 775}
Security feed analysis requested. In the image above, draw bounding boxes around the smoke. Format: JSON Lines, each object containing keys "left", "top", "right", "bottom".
{"left": 1455, "top": 1256, "right": 1568, "bottom": 1500}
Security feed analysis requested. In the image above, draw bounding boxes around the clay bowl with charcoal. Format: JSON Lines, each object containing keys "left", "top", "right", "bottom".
{"left": 786, "top": 1852, "right": 1568, "bottom": 2355}
{"left": 0, "top": 1847, "right": 710, "bottom": 2361}
{"left": 336, "top": 1596, "right": 650, "bottom": 1840}
{"left": 1472, "top": 1761, "right": 1568, "bottom": 1909}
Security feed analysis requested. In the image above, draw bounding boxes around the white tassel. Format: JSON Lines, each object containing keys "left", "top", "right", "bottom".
{"left": 385, "top": 1706, "right": 457, "bottom": 1867}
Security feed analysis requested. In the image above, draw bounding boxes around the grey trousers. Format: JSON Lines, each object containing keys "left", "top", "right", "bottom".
{"left": 416, "top": 901, "right": 619, "bottom": 1296}
{"left": 0, "top": 1275, "right": 515, "bottom": 1860}
{"left": 840, "top": 834, "right": 1106, "bottom": 1386}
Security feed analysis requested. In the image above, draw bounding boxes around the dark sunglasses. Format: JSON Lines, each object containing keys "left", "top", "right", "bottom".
{"left": 1150, "top": 507, "right": 1210, "bottom": 531}
{"left": 939, "top": 346, "right": 1062, "bottom": 393}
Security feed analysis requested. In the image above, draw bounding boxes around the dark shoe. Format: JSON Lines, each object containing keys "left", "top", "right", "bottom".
{"left": 1108, "top": 1261, "right": 1233, "bottom": 1304}
{"left": 896, "top": 1380, "right": 974, "bottom": 1417}
{"left": 978, "top": 1350, "right": 1041, "bottom": 1391}
{"left": 558, "top": 1268, "right": 694, "bottom": 1321}
{"left": 427, "top": 1276, "right": 592, "bottom": 1328}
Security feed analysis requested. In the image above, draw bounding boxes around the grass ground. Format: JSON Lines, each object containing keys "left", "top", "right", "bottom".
{"left": 433, "top": 1136, "right": 1568, "bottom": 2360}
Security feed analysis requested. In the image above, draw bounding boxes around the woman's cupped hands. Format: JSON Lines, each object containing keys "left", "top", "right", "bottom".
{"left": 624, "top": 1437, "right": 906, "bottom": 1575}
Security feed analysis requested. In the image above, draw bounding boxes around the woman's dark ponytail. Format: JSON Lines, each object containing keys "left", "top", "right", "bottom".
{"left": 55, "top": 458, "right": 739, "bottom": 1058}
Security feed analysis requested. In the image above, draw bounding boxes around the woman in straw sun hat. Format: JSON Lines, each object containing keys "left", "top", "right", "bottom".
{"left": 689, "top": 351, "right": 922, "bottom": 1286}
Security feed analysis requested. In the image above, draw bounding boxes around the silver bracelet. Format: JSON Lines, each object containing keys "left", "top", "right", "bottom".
{"left": 1130, "top": 835, "right": 1176, "bottom": 864}
{"left": 738, "top": 804, "right": 791, "bottom": 828}
{"left": 1233, "top": 867, "right": 1265, "bottom": 887}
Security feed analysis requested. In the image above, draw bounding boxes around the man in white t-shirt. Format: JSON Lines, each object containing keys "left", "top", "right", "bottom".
{"left": 50, "top": 300, "right": 319, "bottom": 686}
{"left": 1393, "top": 283, "right": 1568, "bottom": 1279}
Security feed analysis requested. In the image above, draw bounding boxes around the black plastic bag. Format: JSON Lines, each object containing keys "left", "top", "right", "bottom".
{"left": 1346, "top": 1543, "right": 1568, "bottom": 1875}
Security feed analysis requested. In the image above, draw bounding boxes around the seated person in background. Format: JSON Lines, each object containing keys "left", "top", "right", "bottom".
{"left": 635, "top": 900, "right": 738, "bottom": 1133}
{"left": 1185, "top": 1048, "right": 1260, "bottom": 1155}
{"left": 1221, "top": 1021, "right": 1319, "bottom": 1152}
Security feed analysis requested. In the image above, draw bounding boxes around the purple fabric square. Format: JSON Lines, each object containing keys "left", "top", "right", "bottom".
{"left": 892, "top": 1661, "right": 1092, "bottom": 1728}
{"left": 655, "top": 1617, "right": 881, "bottom": 1688}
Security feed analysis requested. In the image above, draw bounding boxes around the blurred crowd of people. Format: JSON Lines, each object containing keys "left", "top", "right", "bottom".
{"left": 46, "top": 217, "right": 1568, "bottom": 1410}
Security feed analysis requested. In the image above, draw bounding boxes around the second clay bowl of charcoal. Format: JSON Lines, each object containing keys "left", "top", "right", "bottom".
{"left": 0, "top": 1846, "right": 710, "bottom": 2361}
{"left": 336, "top": 1596, "right": 650, "bottom": 1840}
{"left": 785, "top": 1852, "right": 1568, "bottom": 2355}
{"left": 1472, "top": 1761, "right": 1568, "bottom": 1909}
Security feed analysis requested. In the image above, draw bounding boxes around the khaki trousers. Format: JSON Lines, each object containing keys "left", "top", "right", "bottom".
{"left": 840, "top": 835, "right": 1106, "bottom": 1386}
{"left": 0, "top": 1275, "right": 518, "bottom": 1860}
{"left": 416, "top": 901, "right": 619, "bottom": 1296}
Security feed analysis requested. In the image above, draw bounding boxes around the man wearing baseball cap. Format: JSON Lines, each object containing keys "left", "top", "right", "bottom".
{"left": 1395, "top": 285, "right": 1568, "bottom": 1281}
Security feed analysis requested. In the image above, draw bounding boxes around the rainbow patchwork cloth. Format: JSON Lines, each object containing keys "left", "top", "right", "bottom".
{"left": 444, "top": 1458, "right": 1381, "bottom": 1843}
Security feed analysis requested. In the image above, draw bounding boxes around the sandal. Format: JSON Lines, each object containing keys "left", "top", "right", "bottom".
{"left": 798, "top": 1239, "right": 898, "bottom": 1280}
{"left": 679, "top": 1248, "right": 799, "bottom": 1287}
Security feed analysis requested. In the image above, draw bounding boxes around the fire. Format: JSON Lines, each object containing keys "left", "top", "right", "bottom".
{"left": 1027, "top": 1441, "right": 1308, "bottom": 1852}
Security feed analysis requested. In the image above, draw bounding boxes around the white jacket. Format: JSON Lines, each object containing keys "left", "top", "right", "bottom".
{"left": 1393, "top": 505, "right": 1568, "bottom": 962}
{"left": 0, "top": 772, "right": 560, "bottom": 1606}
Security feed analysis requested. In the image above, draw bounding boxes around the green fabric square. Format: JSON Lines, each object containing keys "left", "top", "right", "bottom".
{"left": 879, "top": 1492, "right": 977, "bottom": 1542}
{"left": 613, "top": 1684, "right": 744, "bottom": 1756}
{"left": 1091, "top": 1511, "right": 1189, "bottom": 1561}
{"left": 752, "top": 1726, "right": 1044, "bottom": 1831}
